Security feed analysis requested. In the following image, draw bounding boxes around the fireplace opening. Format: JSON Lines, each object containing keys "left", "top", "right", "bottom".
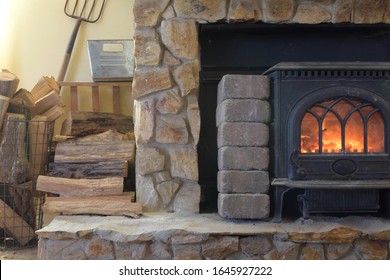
{"left": 199, "top": 23, "right": 390, "bottom": 217}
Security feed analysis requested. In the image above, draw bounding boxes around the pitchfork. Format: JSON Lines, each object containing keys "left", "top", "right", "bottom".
{"left": 58, "top": 0, "right": 106, "bottom": 82}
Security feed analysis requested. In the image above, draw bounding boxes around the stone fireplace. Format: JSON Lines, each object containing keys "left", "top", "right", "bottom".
{"left": 36, "top": 0, "right": 390, "bottom": 260}
{"left": 132, "top": 0, "right": 390, "bottom": 218}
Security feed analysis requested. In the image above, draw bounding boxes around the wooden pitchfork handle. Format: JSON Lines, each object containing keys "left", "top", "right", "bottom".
{"left": 57, "top": 18, "right": 82, "bottom": 82}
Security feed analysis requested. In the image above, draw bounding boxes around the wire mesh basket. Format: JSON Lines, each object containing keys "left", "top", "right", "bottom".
{"left": 0, "top": 117, "right": 54, "bottom": 250}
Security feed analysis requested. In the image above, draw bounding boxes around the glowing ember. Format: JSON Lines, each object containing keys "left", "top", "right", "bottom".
{"left": 300, "top": 98, "right": 385, "bottom": 154}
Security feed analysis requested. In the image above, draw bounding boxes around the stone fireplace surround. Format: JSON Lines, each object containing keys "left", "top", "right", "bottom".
{"left": 36, "top": 0, "right": 390, "bottom": 259}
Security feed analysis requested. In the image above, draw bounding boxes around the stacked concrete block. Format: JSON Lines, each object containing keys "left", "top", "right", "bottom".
{"left": 216, "top": 75, "right": 271, "bottom": 220}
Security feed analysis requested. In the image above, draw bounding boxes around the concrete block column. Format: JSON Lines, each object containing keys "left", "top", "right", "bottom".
{"left": 216, "top": 75, "right": 271, "bottom": 220}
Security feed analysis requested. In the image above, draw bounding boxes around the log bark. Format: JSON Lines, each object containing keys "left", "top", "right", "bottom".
{"left": 0, "top": 95, "right": 10, "bottom": 122}
{"left": 6, "top": 181, "right": 35, "bottom": 228}
{"left": 42, "top": 196, "right": 142, "bottom": 217}
{"left": 0, "top": 69, "right": 19, "bottom": 98}
{"left": 36, "top": 175, "right": 124, "bottom": 197}
{"left": 48, "top": 160, "right": 128, "bottom": 179}
{"left": 29, "top": 116, "right": 51, "bottom": 182}
{"left": 61, "top": 111, "right": 134, "bottom": 137}
{"left": 0, "top": 113, "right": 29, "bottom": 184}
{"left": 0, "top": 198, "right": 36, "bottom": 246}
{"left": 54, "top": 140, "right": 135, "bottom": 165}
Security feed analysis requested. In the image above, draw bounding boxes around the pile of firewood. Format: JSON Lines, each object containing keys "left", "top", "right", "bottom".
{"left": 0, "top": 70, "right": 64, "bottom": 246}
{"left": 37, "top": 121, "right": 141, "bottom": 218}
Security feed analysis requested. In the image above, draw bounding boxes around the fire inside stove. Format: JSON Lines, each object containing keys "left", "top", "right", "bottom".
{"left": 300, "top": 97, "right": 385, "bottom": 154}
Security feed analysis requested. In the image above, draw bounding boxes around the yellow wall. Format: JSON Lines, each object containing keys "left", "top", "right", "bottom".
{"left": 0, "top": 0, "right": 135, "bottom": 120}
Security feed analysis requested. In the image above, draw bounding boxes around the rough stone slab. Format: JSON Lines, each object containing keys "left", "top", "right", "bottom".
{"left": 156, "top": 115, "right": 189, "bottom": 144}
{"left": 216, "top": 99, "right": 270, "bottom": 126}
{"left": 217, "top": 75, "right": 270, "bottom": 104}
{"left": 218, "top": 146, "right": 269, "bottom": 171}
{"left": 292, "top": 3, "right": 332, "bottom": 24}
{"left": 354, "top": 0, "right": 386, "bottom": 24}
{"left": 240, "top": 236, "right": 274, "bottom": 257}
{"left": 217, "top": 122, "right": 269, "bottom": 148}
{"left": 264, "top": 0, "right": 295, "bottom": 22}
{"left": 134, "top": 99, "right": 155, "bottom": 144}
{"left": 228, "top": 0, "right": 262, "bottom": 22}
{"left": 332, "top": 0, "right": 353, "bottom": 23}
{"left": 169, "top": 147, "right": 198, "bottom": 181}
{"left": 173, "top": 182, "right": 201, "bottom": 214}
{"left": 355, "top": 239, "right": 388, "bottom": 260}
{"left": 136, "top": 147, "right": 165, "bottom": 176}
{"left": 156, "top": 87, "right": 183, "bottom": 114}
{"left": 134, "top": 28, "right": 162, "bottom": 66}
{"left": 133, "top": 0, "right": 170, "bottom": 27}
{"left": 218, "top": 170, "right": 269, "bottom": 194}
{"left": 132, "top": 67, "right": 172, "bottom": 99}
{"left": 161, "top": 19, "right": 199, "bottom": 60}
{"left": 300, "top": 244, "right": 325, "bottom": 260}
{"left": 287, "top": 227, "right": 362, "bottom": 244}
{"left": 218, "top": 193, "right": 270, "bottom": 220}
{"left": 136, "top": 175, "right": 161, "bottom": 212}
{"left": 201, "top": 236, "right": 239, "bottom": 259}
{"left": 173, "top": 0, "right": 227, "bottom": 22}
{"left": 173, "top": 60, "right": 200, "bottom": 96}
{"left": 35, "top": 214, "right": 390, "bottom": 261}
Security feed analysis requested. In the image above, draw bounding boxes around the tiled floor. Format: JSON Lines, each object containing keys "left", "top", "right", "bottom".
{"left": 0, "top": 246, "right": 38, "bottom": 260}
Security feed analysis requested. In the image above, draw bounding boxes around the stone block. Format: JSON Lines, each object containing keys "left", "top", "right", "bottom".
{"left": 173, "top": 182, "right": 201, "bottom": 214}
{"left": 201, "top": 236, "right": 239, "bottom": 260}
{"left": 333, "top": 0, "right": 353, "bottom": 23}
{"left": 136, "top": 175, "right": 161, "bottom": 212}
{"left": 156, "top": 87, "right": 183, "bottom": 114}
{"left": 218, "top": 146, "right": 269, "bottom": 171}
{"left": 169, "top": 147, "right": 199, "bottom": 181}
{"left": 264, "top": 0, "right": 295, "bottom": 22}
{"left": 156, "top": 115, "right": 189, "bottom": 144}
{"left": 217, "top": 122, "right": 269, "bottom": 148}
{"left": 354, "top": 0, "right": 386, "bottom": 24}
{"left": 292, "top": 3, "right": 331, "bottom": 24}
{"left": 161, "top": 19, "right": 199, "bottom": 60}
{"left": 133, "top": 0, "right": 170, "bottom": 27}
{"left": 217, "top": 75, "right": 270, "bottom": 104}
{"left": 218, "top": 193, "right": 270, "bottom": 220}
{"left": 218, "top": 170, "right": 269, "bottom": 194}
{"left": 228, "top": 0, "right": 262, "bottom": 22}
{"left": 136, "top": 147, "right": 165, "bottom": 175}
{"left": 132, "top": 67, "right": 172, "bottom": 99}
{"left": 134, "top": 99, "right": 155, "bottom": 144}
{"left": 173, "top": 0, "right": 227, "bottom": 22}
{"left": 173, "top": 60, "right": 200, "bottom": 96}
{"left": 216, "top": 99, "right": 270, "bottom": 126}
{"left": 134, "top": 28, "right": 162, "bottom": 66}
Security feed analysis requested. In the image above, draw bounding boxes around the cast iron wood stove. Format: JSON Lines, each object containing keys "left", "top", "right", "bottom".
{"left": 265, "top": 62, "right": 390, "bottom": 222}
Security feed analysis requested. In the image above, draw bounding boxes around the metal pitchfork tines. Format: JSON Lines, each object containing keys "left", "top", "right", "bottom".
{"left": 58, "top": 0, "right": 106, "bottom": 82}
{"left": 64, "top": 0, "right": 105, "bottom": 23}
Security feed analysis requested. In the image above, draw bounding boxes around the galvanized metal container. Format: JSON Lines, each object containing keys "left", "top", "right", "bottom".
{"left": 87, "top": 40, "right": 134, "bottom": 82}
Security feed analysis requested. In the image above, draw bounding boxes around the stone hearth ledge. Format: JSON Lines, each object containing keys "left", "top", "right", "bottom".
{"left": 36, "top": 213, "right": 390, "bottom": 260}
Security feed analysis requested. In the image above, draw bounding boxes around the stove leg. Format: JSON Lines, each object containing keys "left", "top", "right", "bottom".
{"left": 272, "top": 185, "right": 293, "bottom": 223}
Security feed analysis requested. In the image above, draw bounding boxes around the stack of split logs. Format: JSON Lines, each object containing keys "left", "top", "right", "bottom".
{"left": 37, "top": 111, "right": 142, "bottom": 218}
{"left": 0, "top": 69, "right": 62, "bottom": 247}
